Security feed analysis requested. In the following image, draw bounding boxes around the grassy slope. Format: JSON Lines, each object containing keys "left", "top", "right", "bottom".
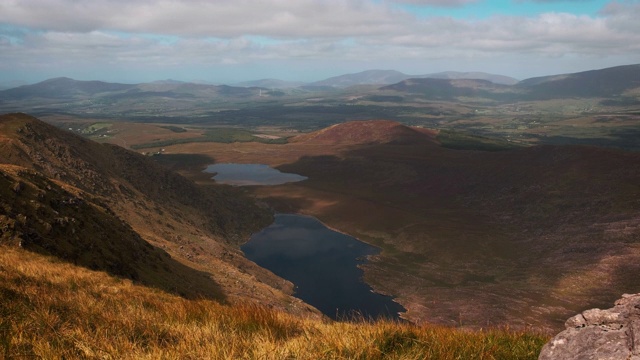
{"left": 0, "top": 246, "right": 548, "bottom": 359}
{"left": 0, "top": 113, "right": 315, "bottom": 316}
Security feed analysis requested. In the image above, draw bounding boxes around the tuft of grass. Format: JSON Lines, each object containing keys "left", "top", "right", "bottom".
{"left": 0, "top": 246, "right": 549, "bottom": 359}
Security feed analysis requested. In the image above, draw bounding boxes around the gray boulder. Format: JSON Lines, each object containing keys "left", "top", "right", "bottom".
{"left": 539, "top": 293, "right": 640, "bottom": 360}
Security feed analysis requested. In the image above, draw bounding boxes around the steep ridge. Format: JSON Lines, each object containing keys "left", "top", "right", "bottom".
{"left": 0, "top": 164, "right": 229, "bottom": 299}
{"left": 0, "top": 113, "right": 310, "bottom": 313}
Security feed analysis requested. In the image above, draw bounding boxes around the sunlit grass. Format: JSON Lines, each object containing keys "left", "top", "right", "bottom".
{"left": 0, "top": 246, "right": 548, "bottom": 359}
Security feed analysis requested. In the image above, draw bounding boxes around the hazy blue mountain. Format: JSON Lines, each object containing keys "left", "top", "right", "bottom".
{"left": 0, "top": 77, "right": 135, "bottom": 99}
{"left": 419, "top": 71, "right": 518, "bottom": 85}
{"left": 310, "top": 69, "right": 519, "bottom": 87}
{"left": 234, "top": 79, "right": 307, "bottom": 88}
{"left": 516, "top": 64, "right": 640, "bottom": 99}
{"left": 310, "top": 70, "right": 410, "bottom": 87}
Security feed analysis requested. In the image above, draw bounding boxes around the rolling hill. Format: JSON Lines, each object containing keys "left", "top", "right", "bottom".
{"left": 379, "top": 78, "right": 518, "bottom": 101}
{"left": 0, "top": 77, "right": 263, "bottom": 102}
{"left": 289, "top": 119, "right": 438, "bottom": 145}
{"left": 309, "top": 69, "right": 518, "bottom": 87}
{"left": 0, "top": 77, "right": 135, "bottom": 100}
{"left": 234, "top": 78, "right": 307, "bottom": 88}
{"left": 378, "top": 63, "right": 640, "bottom": 102}
{"left": 423, "top": 71, "right": 519, "bottom": 85}
{"left": 516, "top": 63, "right": 640, "bottom": 99}
{"left": 309, "top": 70, "right": 411, "bottom": 87}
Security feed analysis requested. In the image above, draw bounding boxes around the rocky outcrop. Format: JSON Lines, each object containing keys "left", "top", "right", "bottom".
{"left": 539, "top": 293, "right": 640, "bottom": 360}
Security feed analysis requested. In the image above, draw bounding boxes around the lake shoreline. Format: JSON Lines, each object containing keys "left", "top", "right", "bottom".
{"left": 242, "top": 213, "right": 406, "bottom": 321}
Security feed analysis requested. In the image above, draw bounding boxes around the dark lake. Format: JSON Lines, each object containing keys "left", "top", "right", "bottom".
{"left": 242, "top": 214, "right": 405, "bottom": 320}
{"left": 203, "top": 163, "right": 307, "bottom": 186}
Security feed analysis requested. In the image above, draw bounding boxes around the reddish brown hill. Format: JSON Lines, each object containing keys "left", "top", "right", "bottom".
{"left": 290, "top": 120, "right": 438, "bottom": 146}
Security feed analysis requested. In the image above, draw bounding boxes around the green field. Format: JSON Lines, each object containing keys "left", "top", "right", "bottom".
{"left": 131, "top": 127, "right": 288, "bottom": 149}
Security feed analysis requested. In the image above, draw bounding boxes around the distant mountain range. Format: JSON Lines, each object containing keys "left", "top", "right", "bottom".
{"left": 0, "top": 77, "right": 135, "bottom": 100}
{"left": 309, "top": 69, "right": 519, "bottom": 87}
{"left": 380, "top": 64, "right": 640, "bottom": 101}
{"left": 1, "top": 64, "right": 639, "bottom": 108}
{"left": 234, "top": 79, "right": 307, "bottom": 88}
{"left": 0, "top": 77, "right": 263, "bottom": 101}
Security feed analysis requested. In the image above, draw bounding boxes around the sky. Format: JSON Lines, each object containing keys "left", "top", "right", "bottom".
{"left": 1, "top": 0, "right": 639, "bottom": 85}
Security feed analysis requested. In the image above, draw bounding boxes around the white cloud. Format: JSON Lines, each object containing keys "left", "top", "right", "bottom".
{"left": 518, "top": 0, "right": 596, "bottom": 2}
{"left": 0, "top": 0, "right": 414, "bottom": 38}
{"left": 388, "top": 0, "right": 479, "bottom": 6}
{"left": 0, "top": 0, "right": 639, "bottom": 81}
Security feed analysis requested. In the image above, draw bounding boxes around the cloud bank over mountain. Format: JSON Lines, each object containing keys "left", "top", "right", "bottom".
{"left": 0, "top": 0, "right": 638, "bottom": 83}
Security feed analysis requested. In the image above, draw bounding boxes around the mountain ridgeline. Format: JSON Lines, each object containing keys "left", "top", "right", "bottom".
{"left": 1, "top": 64, "right": 638, "bottom": 104}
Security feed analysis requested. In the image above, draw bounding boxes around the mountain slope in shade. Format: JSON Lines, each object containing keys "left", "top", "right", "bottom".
{"left": 310, "top": 69, "right": 519, "bottom": 88}
{"left": 517, "top": 64, "right": 640, "bottom": 98}
{"left": 380, "top": 78, "right": 516, "bottom": 101}
{"left": 0, "top": 113, "right": 315, "bottom": 314}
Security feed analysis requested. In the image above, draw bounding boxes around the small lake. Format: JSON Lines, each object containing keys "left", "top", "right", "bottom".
{"left": 204, "top": 163, "right": 307, "bottom": 186}
{"left": 242, "top": 214, "right": 405, "bottom": 320}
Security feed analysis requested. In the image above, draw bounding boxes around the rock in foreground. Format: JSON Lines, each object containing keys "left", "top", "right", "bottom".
{"left": 539, "top": 293, "right": 640, "bottom": 360}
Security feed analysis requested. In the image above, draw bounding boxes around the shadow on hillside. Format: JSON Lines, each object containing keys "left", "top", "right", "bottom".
{"left": 268, "top": 140, "right": 640, "bottom": 329}
{"left": 0, "top": 168, "right": 227, "bottom": 303}
{"left": 259, "top": 195, "right": 316, "bottom": 214}
{"left": 22, "top": 232, "right": 228, "bottom": 303}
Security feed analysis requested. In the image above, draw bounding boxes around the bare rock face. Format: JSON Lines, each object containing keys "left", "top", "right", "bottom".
{"left": 539, "top": 293, "right": 640, "bottom": 360}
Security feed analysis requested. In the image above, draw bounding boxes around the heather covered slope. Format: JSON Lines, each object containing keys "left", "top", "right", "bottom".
{"left": 0, "top": 164, "right": 226, "bottom": 300}
{"left": 171, "top": 119, "right": 640, "bottom": 330}
{"left": 0, "top": 113, "right": 309, "bottom": 312}
{"left": 274, "top": 130, "right": 640, "bottom": 330}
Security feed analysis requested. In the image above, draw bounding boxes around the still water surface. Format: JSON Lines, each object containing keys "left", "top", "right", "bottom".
{"left": 242, "top": 214, "right": 405, "bottom": 320}
{"left": 204, "top": 163, "right": 307, "bottom": 186}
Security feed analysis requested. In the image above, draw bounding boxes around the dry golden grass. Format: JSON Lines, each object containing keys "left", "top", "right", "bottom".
{"left": 0, "top": 246, "right": 548, "bottom": 359}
